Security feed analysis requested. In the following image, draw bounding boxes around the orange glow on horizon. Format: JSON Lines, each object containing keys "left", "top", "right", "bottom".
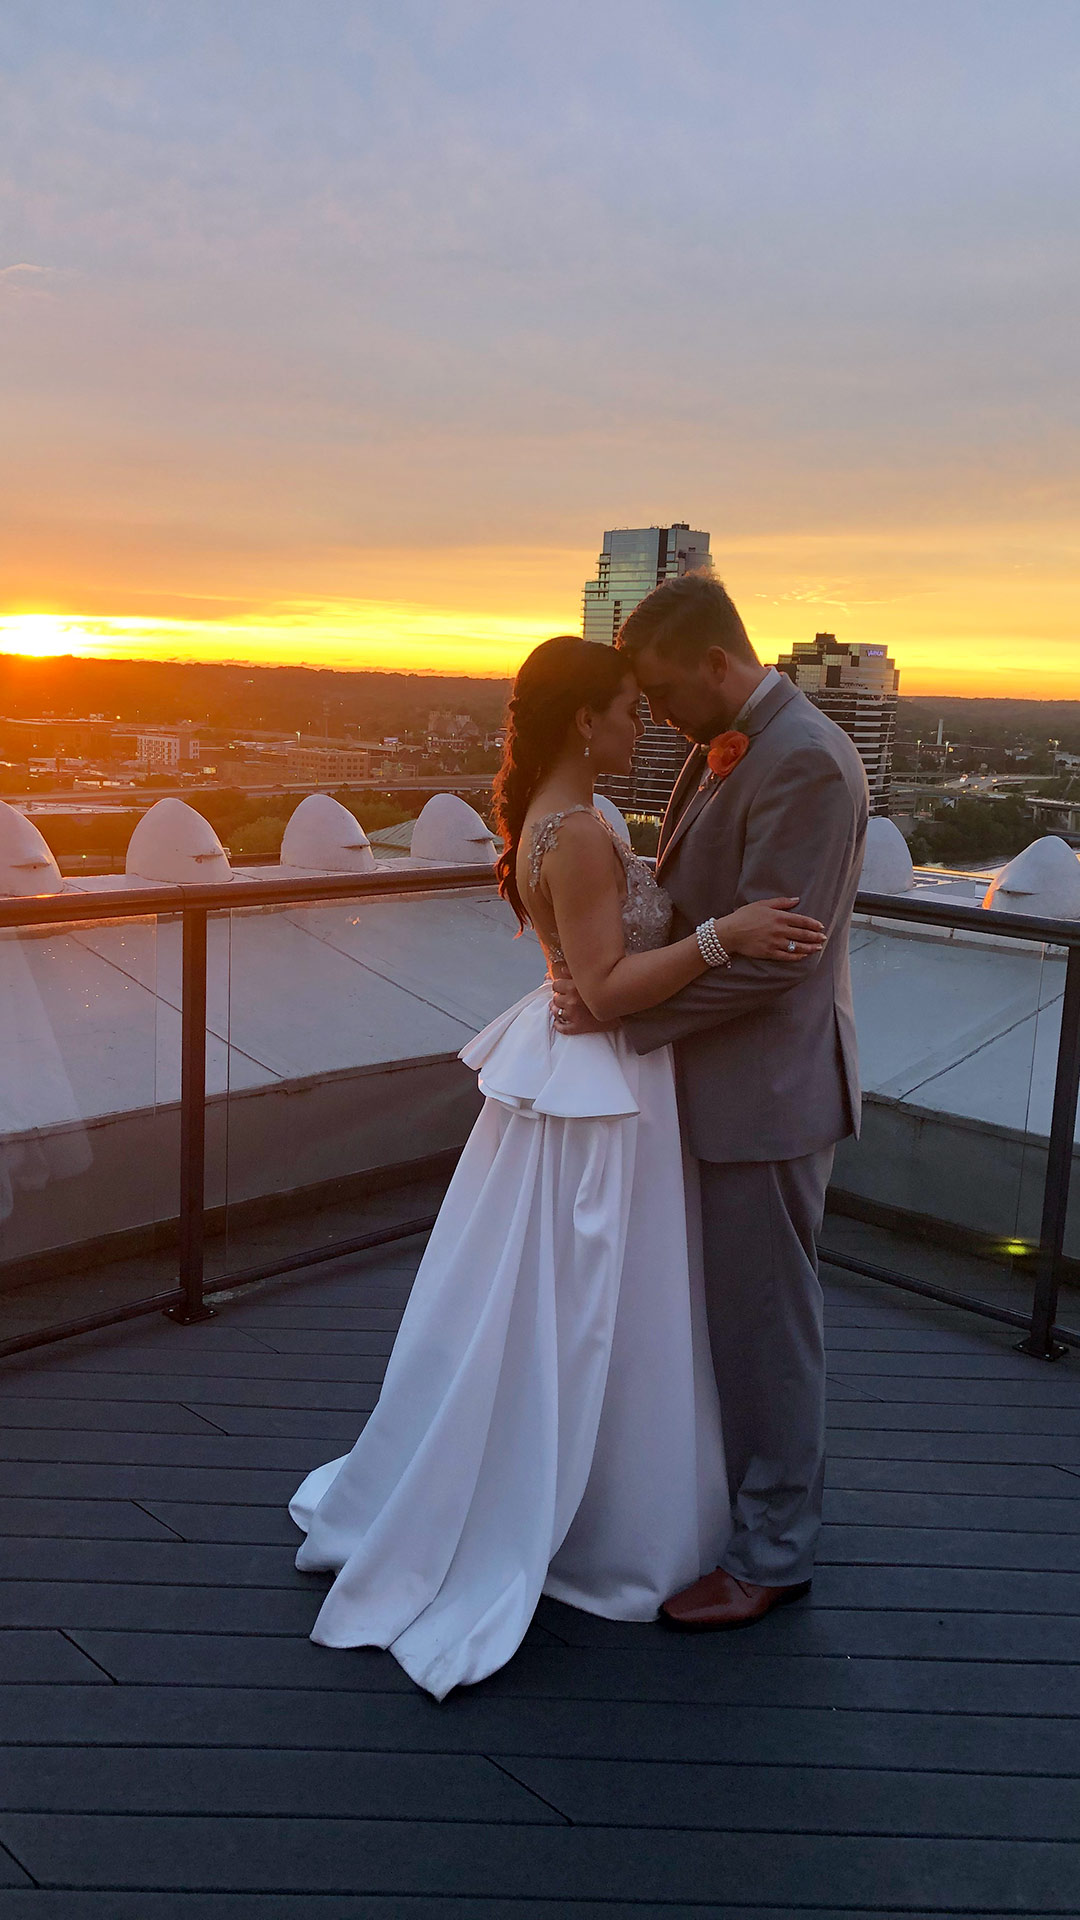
{"left": 0, "top": 608, "right": 564, "bottom": 680}
{"left": 3, "top": 519, "right": 1078, "bottom": 699}
{"left": 2, "top": 602, "right": 1078, "bottom": 700}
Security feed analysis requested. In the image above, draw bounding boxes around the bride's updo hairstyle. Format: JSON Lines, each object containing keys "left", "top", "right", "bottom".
{"left": 494, "top": 635, "right": 630, "bottom": 929}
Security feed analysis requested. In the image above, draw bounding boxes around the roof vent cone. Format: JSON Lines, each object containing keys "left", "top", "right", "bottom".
{"left": 280, "top": 793, "right": 376, "bottom": 873}
{"left": 0, "top": 802, "right": 64, "bottom": 896}
{"left": 859, "top": 816, "right": 914, "bottom": 895}
{"left": 126, "top": 798, "right": 232, "bottom": 884}
{"left": 411, "top": 793, "right": 497, "bottom": 867}
{"left": 593, "top": 793, "right": 632, "bottom": 845}
{"left": 983, "top": 836, "right": 1080, "bottom": 919}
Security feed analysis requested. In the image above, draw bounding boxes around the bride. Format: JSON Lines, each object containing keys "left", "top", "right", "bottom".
{"left": 290, "top": 636, "right": 825, "bottom": 1699}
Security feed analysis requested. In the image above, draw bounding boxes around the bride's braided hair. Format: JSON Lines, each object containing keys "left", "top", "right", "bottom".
{"left": 494, "top": 635, "right": 630, "bottom": 929}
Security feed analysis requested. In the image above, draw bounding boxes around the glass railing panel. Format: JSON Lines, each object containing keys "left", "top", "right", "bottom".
{"left": 824, "top": 912, "right": 1074, "bottom": 1340}
{"left": 0, "top": 906, "right": 171, "bottom": 1345}
{"left": 206, "top": 881, "right": 547, "bottom": 1288}
{"left": 4, "top": 873, "right": 1074, "bottom": 1356}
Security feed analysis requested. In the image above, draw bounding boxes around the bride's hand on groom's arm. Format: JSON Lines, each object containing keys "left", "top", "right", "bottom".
{"left": 721, "top": 898, "right": 826, "bottom": 961}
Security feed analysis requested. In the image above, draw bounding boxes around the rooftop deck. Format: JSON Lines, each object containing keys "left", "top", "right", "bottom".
{"left": 0, "top": 1239, "right": 1078, "bottom": 1915}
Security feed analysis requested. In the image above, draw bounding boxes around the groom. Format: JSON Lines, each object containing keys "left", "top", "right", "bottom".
{"left": 554, "top": 573, "right": 869, "bottom": 1628}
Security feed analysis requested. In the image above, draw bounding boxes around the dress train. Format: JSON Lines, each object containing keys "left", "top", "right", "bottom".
{"left": 290, "top": 986, "right": 728, "bottom": 1700}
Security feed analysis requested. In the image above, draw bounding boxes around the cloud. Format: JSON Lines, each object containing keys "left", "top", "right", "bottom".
{"left": 0, "top": 262, "right": 49, "bottom": 289}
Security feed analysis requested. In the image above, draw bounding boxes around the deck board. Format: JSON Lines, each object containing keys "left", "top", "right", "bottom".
{"left": 0, "top": 1246, "right": 1077, "bottom": 1912}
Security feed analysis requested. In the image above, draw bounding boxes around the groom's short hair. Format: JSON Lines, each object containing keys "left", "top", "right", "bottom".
{"left": 616, "top": 572, "right": 759, "bottom": 666}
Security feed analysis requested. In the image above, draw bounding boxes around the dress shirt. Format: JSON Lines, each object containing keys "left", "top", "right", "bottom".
{"left": 731, "top": 665, "right": 781, "bottom": 732}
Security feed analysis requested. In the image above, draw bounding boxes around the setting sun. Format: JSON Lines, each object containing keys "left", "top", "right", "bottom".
{"left": 0, "top": 615, "right": 100, "bottom": 660}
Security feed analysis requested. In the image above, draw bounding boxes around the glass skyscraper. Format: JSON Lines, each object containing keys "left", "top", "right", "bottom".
{"left": 583, "top": 524, "right": 711, "bottom": 812}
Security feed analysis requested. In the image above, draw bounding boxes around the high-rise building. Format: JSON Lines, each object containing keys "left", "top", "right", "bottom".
{"left": 583, "top": 524, "right": 711, "bottom": 812}
{"left": 774, "top": 634, "right": 899, "bottom": 814}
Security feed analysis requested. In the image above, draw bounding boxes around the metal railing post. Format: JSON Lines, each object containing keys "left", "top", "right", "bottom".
{"left": 167, "top": 906, "right": 214, "bottom": 1324}
{"left": 1018, "top": 945, "right": 1080, "bottom": 1361}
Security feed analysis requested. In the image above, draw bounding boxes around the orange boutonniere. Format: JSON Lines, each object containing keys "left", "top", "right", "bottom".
{"left": 706, "top": 730, "right": 750, "bottom": 780}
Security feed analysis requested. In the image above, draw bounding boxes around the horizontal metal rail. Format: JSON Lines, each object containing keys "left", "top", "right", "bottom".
{"left": 1, "top": 871, "right": 1077, "bottom": 1361}
{"left": 818, "top": 1248, "right": 1079, "bottom": 1352}
{"left": 853, "top": 888, "right": 1080, "bottom": 948}
{"left": 0, "top": 1219, "right": 442, "bottom": 1361}
{"left": 0, "top": 861, "right": 499, "bottom": 929}
{"left": 3, "top": 872, "right": 1078, "bottom": 938}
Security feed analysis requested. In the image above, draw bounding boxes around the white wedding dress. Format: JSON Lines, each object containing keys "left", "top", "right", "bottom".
{"left": 290, "top": 808, "right": 729, "bottom": 1699}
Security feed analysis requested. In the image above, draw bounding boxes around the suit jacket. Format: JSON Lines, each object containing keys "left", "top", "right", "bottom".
{"left": 625, "top": 675, "right": 869, "bottom": 1164}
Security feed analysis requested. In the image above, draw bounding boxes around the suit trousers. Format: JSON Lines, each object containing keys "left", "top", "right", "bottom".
{"left": 697, "top": 1147, "right": 834, "bottom": 1587}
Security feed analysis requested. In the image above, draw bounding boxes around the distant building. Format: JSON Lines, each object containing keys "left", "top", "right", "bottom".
{"left": 287, "top": 743, "right": 380, "bottom": 783}
{"left": 286, "top": 738, "right": 406, "bottom": 784}
{"left": 774, "top": 635, "right": 899, "bottom": 815}
{"left": 1, "top": 716, "right": 125, "bottom": 761}
{"left": 136, "top": 728, "right": 202, "bottom": 770}
{"left": 426, "top": 711, "right": 479, "bottom": 752}
{"left": 584, "top": 524, "right": 711, "bottom": 812}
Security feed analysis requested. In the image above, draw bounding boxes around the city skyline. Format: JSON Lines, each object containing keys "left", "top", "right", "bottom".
{"left": 2, "top": 3, "right": 1079, "bottom": 696}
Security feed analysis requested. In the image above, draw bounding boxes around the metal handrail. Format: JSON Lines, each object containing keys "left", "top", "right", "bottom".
{"left": 0, "top": 871, "right": 1077, "bottom": 1361}
{"left": 854, "top": 888, "right": 1080, "bottom": 948}
{"left": 0, "top": 861, "right": 499, "bottom": 928}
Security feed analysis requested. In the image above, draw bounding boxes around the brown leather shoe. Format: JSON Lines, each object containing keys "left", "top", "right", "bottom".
{"left": 660, "top": 1567, "right": 812, "bottom": 1632}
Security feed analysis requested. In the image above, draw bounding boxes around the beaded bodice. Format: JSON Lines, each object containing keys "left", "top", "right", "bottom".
{"left": 527, "top": 804, "right": 673, "bottom": 968}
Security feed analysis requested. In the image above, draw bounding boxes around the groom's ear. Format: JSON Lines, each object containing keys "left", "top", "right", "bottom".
{"left": 702, "top": 645, "right": 733, "bottom": 687}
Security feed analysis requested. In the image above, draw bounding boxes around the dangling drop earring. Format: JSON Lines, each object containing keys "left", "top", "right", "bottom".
{"left": 583, "top": 742, "right": 591, "bottom": 761}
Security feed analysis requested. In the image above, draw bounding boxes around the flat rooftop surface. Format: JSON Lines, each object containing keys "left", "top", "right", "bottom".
{"left": 0, "top": 1241, "right": 1078, "bottom": 1915}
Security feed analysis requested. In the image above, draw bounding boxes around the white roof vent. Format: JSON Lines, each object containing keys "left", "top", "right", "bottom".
{"left": 593, "top": 793, "right": 632, "bottom": 845}
{"left": 983, "top": 836, "right": 1080, "bottom": 920}
{"left": 410, "top": 793, "right": 497, "bottom": 867}
{"left": 280, "top": 794, "right": 376, "bottom": 873}
{"left": 126, "top": 798, "right": 232, "bottom": 885}
{"left": 859, "top": 816, "right": 914, "bottom": 895}
{"left": 0, "top": 802, "right": 63, "bottom": 896}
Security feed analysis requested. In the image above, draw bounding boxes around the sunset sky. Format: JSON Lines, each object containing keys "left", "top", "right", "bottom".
{"left": 2, "top": 1, "right": 1078, "bottom": 694}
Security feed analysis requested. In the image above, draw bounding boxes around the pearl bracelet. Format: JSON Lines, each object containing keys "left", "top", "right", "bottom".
{"left": 695, "top": 919, "right": 732, "bottom": 969}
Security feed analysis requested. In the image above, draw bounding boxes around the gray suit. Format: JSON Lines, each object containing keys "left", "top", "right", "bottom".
{"left": 626, "top": 674, "right": 869, "bottom": 1584}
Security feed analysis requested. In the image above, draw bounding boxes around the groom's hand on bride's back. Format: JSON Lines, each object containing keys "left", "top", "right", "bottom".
{"left": 551, "top": 977, "right": 614, "bottom": 1035}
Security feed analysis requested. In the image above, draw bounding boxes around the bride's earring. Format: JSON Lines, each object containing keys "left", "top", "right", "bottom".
{"left": 583, "top": 740, "right": 591, "bottom": 761}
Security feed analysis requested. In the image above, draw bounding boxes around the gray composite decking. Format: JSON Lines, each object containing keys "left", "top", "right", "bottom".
{"left": 0, "top": 1238, "right": 1077, "bottom": 1916}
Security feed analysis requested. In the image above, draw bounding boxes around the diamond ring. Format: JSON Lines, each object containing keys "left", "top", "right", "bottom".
{"left": 787, "top": 939, "right": 798, "bottom": 953}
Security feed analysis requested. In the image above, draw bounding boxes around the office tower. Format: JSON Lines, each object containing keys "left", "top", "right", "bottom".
{"left": 775, "top": 634, "right": 900, "bottom": 814}
{"left": 583, "top": 524, "right": 711, "bottom": 811}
